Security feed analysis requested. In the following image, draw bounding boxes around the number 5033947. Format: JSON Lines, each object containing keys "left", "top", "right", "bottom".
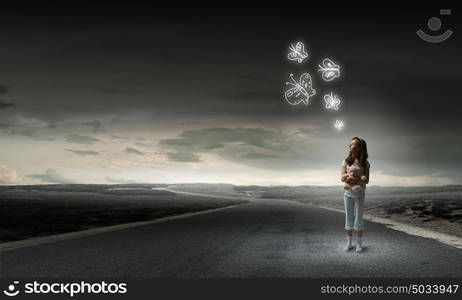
{"left": 410, "top": 284, "right": 459, "bottom": 294}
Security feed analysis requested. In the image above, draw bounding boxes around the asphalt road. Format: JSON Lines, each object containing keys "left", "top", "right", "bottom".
{"left": 1, "top": 196, "right": 462, "bottom": 278}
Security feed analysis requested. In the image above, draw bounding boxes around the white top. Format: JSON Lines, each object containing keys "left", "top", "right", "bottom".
{"left": 341, "top": 160, "right": 370, "bottom": 196}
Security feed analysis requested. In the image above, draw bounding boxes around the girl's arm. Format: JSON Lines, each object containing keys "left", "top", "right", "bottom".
{"left": 341, "top": 166, "right": 360, "bottom": 184}
{"left": 356, "top": 167, "right": 370, "bottom": 185}
{"left": 340, "top": 166, "right": 347, "bottom": 182}
{"left": 341, "top": 163, "right": 364, "bottom": 184}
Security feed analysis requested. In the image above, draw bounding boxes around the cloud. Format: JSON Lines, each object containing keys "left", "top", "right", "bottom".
{"left": 8, "top": 129, "right": 55, "bottom": 141}
{"left": 214, "top": 72, "right": 279, "bottom": 84}
{"left": 104, "top": 176, "right": 139, "bottom": 184}
{"left": 65, "top": 149, "right": 100, "bottom": 156}
{"left": 166, "top": 152, "right": 202, "bottom": 162}
{"left": 134, "top": 142, "right": 156, "bottom": 147}
{"left": 14, "top": 130, "right": 38, "bottom": 138}
{"left": 239, "top": 152, "right": 279, "bottom": 159}
{"left": 158, "top": 126, "right": 361, "bottom": 171}
{"left": 66, "top": 133, "right": 101, "bottom": 145}
{"left": 370, "top": 133, "right": 462, "bottom": 178}
{"left": 158, "top": 127, "right": 322, "bottom": 169}
{"left": 10, "top": 115, "right": 49, "bottom": 128}
{"left": 97, "top": 87, "right": 143, "bottom": 94}
{"left": 86, "top": 120, "right": 104, "bottom": 132}
{"left": 370, "top": 171, "right": 457, "bottom": 186}
{"left": 207, "top": 91, "right": 282, "bottom": 114}
{"left": 0, "top": 164, "right": 22, "bottom": 184}
{"left": 159, "top": 127, "right": 282, "bottom": 153}
{"left": 0, "top": 100, "right": 14, "bottom": 110}
{"left": 209, "top": 91, "right": 279, "bottom": 102}
{"left": 0, "top": 11, "right": 460, "bottom": 186}
{"left": 111, "top": 135, "right": 130, "bottom": 141}
{"left": 0, "top": 84, "right": 14, "bottom": 109}
{"left": 125, "top": 147, "right": 144, "bottom": 155}
{"left": 0, "top": 85, "right": 11, "bottom": 96}
{"left": 61, "top": 120, "right": 105, "bottom": 132}
{"left": 26, "top": 168, "right": 74, "bottom": 184}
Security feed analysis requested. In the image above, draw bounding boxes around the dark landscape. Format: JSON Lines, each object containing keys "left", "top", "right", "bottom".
{"left": 1, "top": 183, "right": 461, "bottom": 245}
{"left": 234, "top": 185, "right": 462, "bottom": 238}
{"left": 0, "top": 184, "right": 250, "bottom": 243}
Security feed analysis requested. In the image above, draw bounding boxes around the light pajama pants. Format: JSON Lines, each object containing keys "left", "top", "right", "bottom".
{"left": 344, "top": 190, "right": 365, "bottom": 231}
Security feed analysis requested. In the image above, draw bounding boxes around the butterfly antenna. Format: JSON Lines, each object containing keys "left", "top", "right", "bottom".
{"left": 289, "top": 73, "right": 296, "bottom": 84}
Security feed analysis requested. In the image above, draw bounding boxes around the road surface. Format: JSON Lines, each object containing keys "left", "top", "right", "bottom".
{"left": 1, "top": 195, "right": 462, "bottom": 278}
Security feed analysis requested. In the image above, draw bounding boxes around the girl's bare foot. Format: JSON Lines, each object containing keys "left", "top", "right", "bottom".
{"left": 343, "top": 235, "right": 353, "bottom": 251}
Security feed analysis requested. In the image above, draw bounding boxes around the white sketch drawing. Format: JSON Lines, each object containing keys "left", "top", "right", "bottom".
{"left": 318, "top": 58, "right": 340, "bottom": 81}
{"left": 334, "top": 120, "right": 344, "bottom": 130}
{"left": 287, "top": 42, "right": 308, "bottom": 63}
{"left": 324, "top": 92, "right": 341, "bottom": 110}
{"left": 284, "top": 73, "right": 316, "bottom": 106}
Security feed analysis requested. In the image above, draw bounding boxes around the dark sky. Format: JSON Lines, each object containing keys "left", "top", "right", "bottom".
{"left": 0, "top": 2, "right": 460, "bottom": 185}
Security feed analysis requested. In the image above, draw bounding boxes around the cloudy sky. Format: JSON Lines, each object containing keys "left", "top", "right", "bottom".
{"left": 0, "top": 3, "right": 460, "bottom": 186}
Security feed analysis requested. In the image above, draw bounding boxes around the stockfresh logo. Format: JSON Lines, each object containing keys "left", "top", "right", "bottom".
{"left": 3, "top": 281, "right": 20, "bottom": 297}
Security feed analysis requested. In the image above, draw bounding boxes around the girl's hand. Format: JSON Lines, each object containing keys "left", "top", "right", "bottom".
{"left": 346, "top": 177, "right": 359, "bottom": 184}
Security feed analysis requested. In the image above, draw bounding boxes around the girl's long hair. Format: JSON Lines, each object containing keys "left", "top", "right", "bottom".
{"left": 345, "top": 137, "right": 369, "bottom": 169}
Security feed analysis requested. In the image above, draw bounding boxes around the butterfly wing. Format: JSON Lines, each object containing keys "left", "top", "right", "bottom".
{"left": 288, "top": 52, "right": 304, "bottom": 63}
{"left": 296, "top": 42, "right": 308, "bottom": 58}
{"left": 324, "top": 95, "right": 331, "bottom": 108}
{"left": 300, "top": 43, "right": 308, "bottom": 59}
{"left": 300, "top": 73, "right": 316, "bottom": 96}
{"left": 322, "top": 70, "right": 339, "bottom": 81}
{"left": 321, "top": 58, "right": 340, "bottom": 80}
{"left": 333, "top": 96, "right": 340, "bottom": 110}
{"left": 295, "top": 42, "right": 303, "bottom": 52}
{"left": 287, "top": 44, "right": 297, "bottom": 61}
{"left": 323, "top": 58, "right": 337, "bottom": 68}
{"left": 285, "top": 86, "right": 308, "bottom": 105}
{"left": 286, "top": 42, "right": 307, "bottom": 63}
{"left": 300, "top": 73, "right": 311, "bottom": 89}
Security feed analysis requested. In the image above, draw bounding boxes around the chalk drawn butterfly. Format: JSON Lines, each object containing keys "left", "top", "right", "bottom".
{"left": 334, "top": 120, "right": 344, "bottom": 130}
{"left": 287, "top": 42, "right": 308, "bottom": 63}
{"left": 284, "top": 73, "right": 316, "bottom": 106}
{"left": 324, "top": 92, "right": 341, "bottom": 110}
{"left": 318, "top": 58, "right": 340, "bottom": 81}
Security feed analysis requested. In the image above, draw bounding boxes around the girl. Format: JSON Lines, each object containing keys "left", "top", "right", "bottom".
{"left": 341, "top": 137, "right": 370, "bottom": 252}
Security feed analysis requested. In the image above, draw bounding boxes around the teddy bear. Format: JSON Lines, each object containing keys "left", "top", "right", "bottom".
{"left": 342, "top": 164, "right": 367, "bottom": 191}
